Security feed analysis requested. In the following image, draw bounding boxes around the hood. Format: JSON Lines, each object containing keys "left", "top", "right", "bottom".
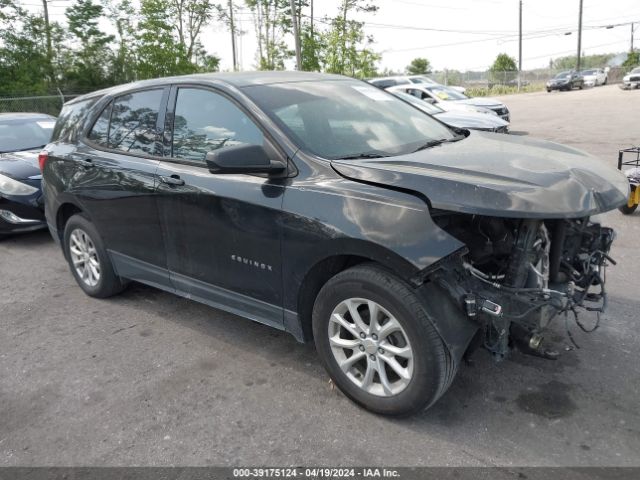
{"left": 434, "top": 110, "right": 509, "bottom": 130}
{"left": 456, "top": 97, "right": 504, "bottom": 108}
{"left": 331, "top": 131, "right": 629, "bottom": 218}
{"left": 0, "top": 149, "right": 41, "bottom": 180}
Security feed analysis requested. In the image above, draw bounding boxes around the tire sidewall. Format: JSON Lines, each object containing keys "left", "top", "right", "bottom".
{"left": 63, "top": 215, "right": 113, "bottom": 297}
{"left": 313, "top": 267, "right": 446, "bottom": 416}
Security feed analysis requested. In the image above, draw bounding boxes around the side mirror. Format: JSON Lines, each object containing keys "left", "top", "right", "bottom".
{"left": 423, "top": 97, "right": 436, "bottom": 104}
{"left": 206, "top": 144, "right": 286, "bottom": 175}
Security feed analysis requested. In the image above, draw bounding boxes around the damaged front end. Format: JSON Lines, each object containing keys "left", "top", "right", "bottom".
{"left": 427, "top": 212, "right": 616, "bottom": 361}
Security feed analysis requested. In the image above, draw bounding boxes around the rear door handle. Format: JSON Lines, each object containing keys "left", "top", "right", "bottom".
{"left": 159, "top": 175, "right": 185, "bottom": 186}
{"left": 82, "top": 158, "right": 94, "bottom": 167}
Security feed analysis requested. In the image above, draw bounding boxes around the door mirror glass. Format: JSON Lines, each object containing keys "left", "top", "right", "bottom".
{"left": 206, "top": 144, "right": 285, "bottom": 175}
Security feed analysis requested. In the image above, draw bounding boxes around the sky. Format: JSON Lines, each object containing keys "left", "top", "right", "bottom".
{"left": 29, "top": 0, "right": 640, "bottom": 72}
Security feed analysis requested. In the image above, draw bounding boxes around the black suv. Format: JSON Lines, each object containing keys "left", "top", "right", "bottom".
{"left": 43, "top": 72, "right": 628, "bottom": 415}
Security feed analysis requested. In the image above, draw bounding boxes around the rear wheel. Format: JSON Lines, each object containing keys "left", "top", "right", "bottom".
{"left": 312, "top": 264, "right": 455, "bottom": 416}
{"left": 63, "top": 214, "right": 127, "bottom": 298}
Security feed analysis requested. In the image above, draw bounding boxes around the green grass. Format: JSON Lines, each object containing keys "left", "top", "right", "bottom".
{"left": 465, "top": 84, "right": 546, "bottom": 97}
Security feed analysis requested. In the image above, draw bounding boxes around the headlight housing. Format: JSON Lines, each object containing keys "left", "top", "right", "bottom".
{"left": 0, "top": 173, "right": 38, "bottom": 196}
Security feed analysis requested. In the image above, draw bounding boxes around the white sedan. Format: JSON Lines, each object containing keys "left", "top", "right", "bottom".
{"left": 580, "top": 68, "right": 608, "bottom": 87}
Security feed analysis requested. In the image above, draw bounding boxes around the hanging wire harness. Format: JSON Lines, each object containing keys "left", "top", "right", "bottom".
{"left": 428, "top": 213, "right": 616, "bottom": 360}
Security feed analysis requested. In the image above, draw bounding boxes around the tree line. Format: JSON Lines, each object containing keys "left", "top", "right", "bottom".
{"left": 0, "top": 0, "right": 381, "bottom": 96}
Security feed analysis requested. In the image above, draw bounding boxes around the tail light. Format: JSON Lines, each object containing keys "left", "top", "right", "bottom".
{"left": 38, "top": 150, "right": 49, "bottom": 172}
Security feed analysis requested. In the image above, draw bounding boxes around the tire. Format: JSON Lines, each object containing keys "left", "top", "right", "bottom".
{"left": 619, "top": 204, "right": 638, "bottom": 215}
{"left": 603, "top": 77, "right": 608, "bottom": 85}
{"left": 312, "top": 264, "right": 455, "bottom": 416}
{"left": 63, "top": 214, "right": 127, "bottom": 298}
{"left": 547, "top": 89, "right": 551, "bottom": 93}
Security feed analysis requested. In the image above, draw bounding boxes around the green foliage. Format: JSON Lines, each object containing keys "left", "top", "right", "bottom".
{"left": 406, "top": 58, "right": 430, "bottom": 75}
{"left": 316, "top": 0, "right": 380, "bottom": 78}
{"left": 623, "top": 51, "right": 640, "bottom": 70}
{"left": 0, "top": 0, "right": 220, "bottom": 96}
{"left": 0, "top": 1, "right": 66, "bottom": 94}
{"left": 490, "top": 53, "right": 517, "bottom": 72}
{"left": 64, "top": 0, "right": 115, "bottom": 90}
{"left": 245, "top": 0, "right": 293, "bottom": 70}
{"left": 465, "top": 83, "right": 545, "bottom": 97}
{"left": 551, "top": 53, "right": 617, "bottom": 70}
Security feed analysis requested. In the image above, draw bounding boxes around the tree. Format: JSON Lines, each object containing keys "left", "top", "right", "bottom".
{"left": 107, "top": 0, "right": 138, "bottom": 85}
{"left": 0, "top": 1, "right": 53, "bottom": 94}
{"left": 245, "top": 0, "right": 293, "bottom": 70}
{"left": 490, "top": 53, "right": 517, "bottom": 72}
{"left": 65, "top": 0, "right": 115, "bottom": 90}
{"left": 319, "top": 0, "right": 380, "bottom": 78}
{"left": 489, "top": 53, "right": 517, "bottom": 86}
{"left": 622, "top": 51, "right": 639, "bottom": 70}
{"left": 406, "top": 57, "right": 430, "bottom": 75}
{"left": 171, "top": 0, "right": 216, "bottom": 62}
{"left": 136, "top": 0, "right": 219, "bottom": 79}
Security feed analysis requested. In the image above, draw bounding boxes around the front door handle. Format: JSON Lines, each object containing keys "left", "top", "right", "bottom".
{"left": 159, "top": 175, "right": 185, "bottom": 186}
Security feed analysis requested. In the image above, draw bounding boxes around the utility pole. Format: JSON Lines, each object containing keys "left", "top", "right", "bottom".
{"left": 632, "top": 22, "right": 635, "bottom": 52}
{"left": 518, "top": 0, "right": 522, "bottom": 91}
{"left": 576, "top": 0, "right": 583, "bottom": 72}
{"left": 290, "top": 0, "right": 302, "bottom": 70}
{"left": 41, "top": 0, "right": 54, "bottom": 85}
{"left": 310, "top": 0, "right": 314, "bottom": 39}
{"left": 228, "top": 0, "right": 238, "bottom": 71}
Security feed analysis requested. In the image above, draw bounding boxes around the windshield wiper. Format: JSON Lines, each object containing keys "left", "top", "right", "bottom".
{"left": 412, "top": 135, "right": 464, "bottom": 153}
{"left": 335, "top": 152, "right": 390, "bottom": 160}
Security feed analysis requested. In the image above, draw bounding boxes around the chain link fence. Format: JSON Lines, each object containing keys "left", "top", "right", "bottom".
{"left": 0, "top": 93, "right": 81, "bottom": 117}
{"left": 430, "top": 67, "right": 627, "bottom": 90}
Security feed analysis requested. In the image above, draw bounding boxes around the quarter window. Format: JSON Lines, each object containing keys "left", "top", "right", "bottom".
{"left": 109, "top": 89, "right": 163, "bottom": 155}
{"left": 87, "top": 101, "right": 112, "bottom": 147}
{"left": 171, "top": 88, "right": 264, "bottom": 163}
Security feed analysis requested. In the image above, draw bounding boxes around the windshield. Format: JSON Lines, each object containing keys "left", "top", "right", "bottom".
{"left": 0, "top": 117, "right": 55, "bottom": 153}
{"left": 390, "top": 91, "right": 444, "bottom": 114}
{"left": 244, "top": 80, "right": 456, "bottom": 159}
{"left": 555, "top": 72, "right": 572, "bottom": 79}
{"left": 409, "top": 76, "right": 437, "bottom": 85}
{"left": 581, "top": 69, "right": 596, "bottom": 75}
{"left": 424, "top": 86, "right": 468, "bottom": 101}
{"left": 632, "top": 67, "right": 640, "bottom": 74}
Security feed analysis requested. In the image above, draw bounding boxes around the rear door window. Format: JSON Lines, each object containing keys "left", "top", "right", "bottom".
{"left": 108, "top": 89, "right": 163, "bottom": 156}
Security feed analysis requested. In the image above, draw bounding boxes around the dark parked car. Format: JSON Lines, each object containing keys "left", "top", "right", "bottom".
{"left": 546, "top": 71, "right": 584, "bottom": 92}
{"left": 42, "top": 72, "right": 628, "bottom": 415}
{"left": 0, "top": 113, "right": 55, "bottom": 237}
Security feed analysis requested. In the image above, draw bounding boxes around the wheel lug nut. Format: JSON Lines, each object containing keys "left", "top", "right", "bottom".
{"left": 359, "top": 332, "right": 366, "bottom": 339}
{"left": 372, "top": 334, "right": 378, "bottom": 340}
{"left": 359, "top": 345, "right": 365, "bottom": 352}
{"left": 378, "top": 348, "right": 384, "bottom": 354}
{"left": 370, "top": 354, "right": 376, "bottom": 361}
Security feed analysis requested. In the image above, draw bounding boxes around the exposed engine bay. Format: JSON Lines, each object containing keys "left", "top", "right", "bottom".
{"left": 429, "top": 212, "right": 616, "bottom": 360}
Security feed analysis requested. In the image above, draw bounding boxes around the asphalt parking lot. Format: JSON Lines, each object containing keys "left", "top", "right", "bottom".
{"left": 2, "top": 85, "right": 640, "bottom": 467}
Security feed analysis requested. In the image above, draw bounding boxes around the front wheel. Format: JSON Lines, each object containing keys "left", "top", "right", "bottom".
{"left": 63, "top": 214, "right": 127, "bottom": 298}
{"left": 312, "top": 264, "right": 455, "bottom": 416}
{"left": 619, "top": 203, "right": 638, "bottom": 215}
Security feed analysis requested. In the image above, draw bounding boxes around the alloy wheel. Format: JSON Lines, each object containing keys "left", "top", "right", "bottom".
{"left": 69, "top": 228, "right": 101, "bottom": 287}
{"left": 328, "top": 298, "right": 414, "bottom": 397}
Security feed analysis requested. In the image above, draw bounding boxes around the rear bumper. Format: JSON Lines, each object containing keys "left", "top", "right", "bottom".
{"left": 0, "top": 198, "right": 46, "bottom": 234}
